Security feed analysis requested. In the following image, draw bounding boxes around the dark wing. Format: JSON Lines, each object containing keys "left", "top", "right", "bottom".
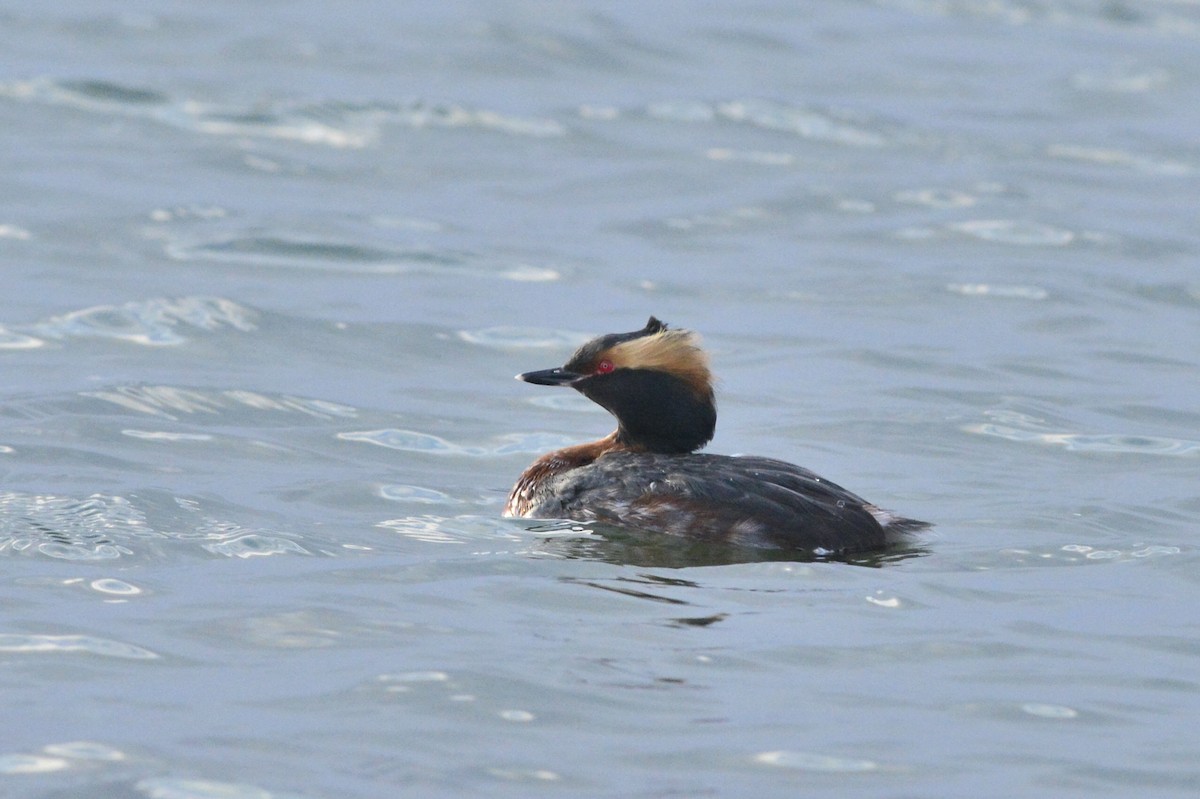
{"left": 550, "top": 452, "right": 892, "bottom": 553}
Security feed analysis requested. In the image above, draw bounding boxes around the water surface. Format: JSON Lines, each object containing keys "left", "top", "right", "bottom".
{"left": 2, "top": 1, "right": 1198, "bottom": 797}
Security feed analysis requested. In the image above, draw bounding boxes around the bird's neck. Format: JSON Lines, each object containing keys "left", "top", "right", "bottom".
{"left": 593, "top": 371, "right": 716, "bottom": 454}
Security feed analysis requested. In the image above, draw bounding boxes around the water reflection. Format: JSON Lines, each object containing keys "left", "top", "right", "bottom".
{"left": 521, "top": 520, "right": 929, "bottom": 569}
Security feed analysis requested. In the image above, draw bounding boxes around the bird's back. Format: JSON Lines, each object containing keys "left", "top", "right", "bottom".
{"left": 519, "top": 450, "right": 923, "bottom": 553}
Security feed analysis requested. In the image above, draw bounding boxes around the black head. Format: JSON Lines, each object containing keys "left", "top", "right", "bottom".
{"left": 516, "top": 316, "right": 717, "bottom": 454}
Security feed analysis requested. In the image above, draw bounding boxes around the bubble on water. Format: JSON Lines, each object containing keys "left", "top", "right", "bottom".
{"left": 0, "top": 633, "right": 158, "bottom": 659}
{"left": 35, "top": 542, "right": 130, "bottom": 560}
{"left": 379, "top": 671, "right": 450, "bottom": 683}
{"left": 202, "top": 534, "right": 309, "bottom": 558}
{"left": 0, "top": 325, "right": 44, "bottom": 349}
{"left": 1022, "top": 542, "right": 1184, "bottom": 565}
{"left": 0, "top": 754, "right": 70, "bottom": 774}
{"left": 947, "top": 283, "right": 1048, "bottom": 300}
{"left": 487, "top": 767, "right": 560, "bottom": 781}
{"left": 706, "top": 147, "right": 796, "bottom": 166}
{"left": 1021, "top": 703, "right": 1078, "bottom": 719}
{"left": 338, "top": 428, "right": 481, "bottom": 455}
{"left": 1047, "top": 144, "right": 1191, "bottom": 176}
{"left": 964, "top": 410, "right": 1200, "bottom": 457}
{"left": 716, "top": 99, "right": 889, "bottom": 147}
{"left": 754, "top": 750, "right": 878, "bottom": 772}
{"left": 491, "top": 432, "right": 579, "bottom": 455}
{"left": 949, "top": 220, "right": 1075, "bottom": 246}
{"left": 221, "top": 391, "right": 358, "bottom": 418}
{"left": 32, "top": 296, "right": 257, "bottom": 346}
{"left": 0, "top": 223, "right": 33, "bottom": 240}
{"left": 457, "top": 327, "right": 589, "bottom": 350}
{"left": 90, "top": 578, "right": 142, "bottom": 596}
{"left": 342, "top": 429, "right": 563, "bottom": 458}
{"left": 2, "top": 78, "right": 565, "bottom": 150}
{"left": 122, "top": 429, "right": 214, "bottom": 441}
{"left": 496, "top": 264, "right": 560, "bottom": 282}
{"left": 379, "top": 484, "right": 453, "bottom": 504}
{"left": 84, "top": 385, "right": 223, "bottom": 418}
{"left": 149, "top": 205, "right": 228, "bottom": 222}
{"left": 42, "top": 741, "right": 127, "bottom": 761}
{"left": 1131, "top": 545, "right": 1181, "bottom": 557}
{"left": 136, "top": 777, "right": 308, "bottom": 799}
{"left": 378, "top": 516, "right": 467, "bottom": 545}
{"left": 166, "top": 233, "right": 560, "bottom": 282}
{"left": 1071, "top": 64, "right": 1171, "bottom": 94}
{"left": 388, "top": 102, "right": 566, "bottom": 137}
{"left": 894, "top": 188, "right": 977, "bottom": 208}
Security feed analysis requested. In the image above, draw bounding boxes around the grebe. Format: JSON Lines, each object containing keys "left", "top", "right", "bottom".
{"left": 504, "top": 317, "right": 928, "bottom": 554}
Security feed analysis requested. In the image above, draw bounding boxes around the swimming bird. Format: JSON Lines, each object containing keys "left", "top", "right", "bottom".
{"left": 504, "top": 317, "right": 927, "bottom": 554}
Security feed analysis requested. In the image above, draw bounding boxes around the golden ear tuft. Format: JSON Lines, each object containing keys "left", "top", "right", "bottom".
{"left": 606, "top": 327, "right": 712, "bottom": 395}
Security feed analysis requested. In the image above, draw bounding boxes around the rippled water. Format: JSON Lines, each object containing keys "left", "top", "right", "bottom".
{"left": 3, "top": 1, "right": 1199, "bottom": 797}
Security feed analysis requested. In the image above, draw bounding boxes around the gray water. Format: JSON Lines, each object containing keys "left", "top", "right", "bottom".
{"left": 2, "top": 1, "right": 1199, "bottom": 796}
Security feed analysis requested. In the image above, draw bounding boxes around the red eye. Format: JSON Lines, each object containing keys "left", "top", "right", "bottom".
{"left": 595, "top": 359, "right": 615, "bottom": 374}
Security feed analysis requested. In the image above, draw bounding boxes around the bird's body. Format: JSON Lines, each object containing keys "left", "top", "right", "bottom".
{"left": 504, "top": 317, "right": 927, "bottom": 555}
